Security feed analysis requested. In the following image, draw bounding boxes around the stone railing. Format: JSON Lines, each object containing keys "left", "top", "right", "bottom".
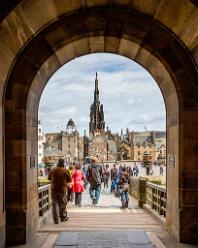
{"left": 129, "top": 177, "right": 166, "bottom": 221}
{"left": 145, "top": 182, "right": 166, "bottom": 219}
{"left": 130, "top": 177, "right": 148, "bottom": 207}
{"left": 38, "top": 184, "right": 51, "bottom": 217}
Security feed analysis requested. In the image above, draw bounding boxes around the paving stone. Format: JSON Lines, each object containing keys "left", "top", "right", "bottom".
{"left": 127, "top": 231, "right": 151, "bottom": 245}
{"left": 53, "top": 232, "right": 79, "bottom": 246}
{"left": 53, "top": 246, "right": 77, "bottom": 248}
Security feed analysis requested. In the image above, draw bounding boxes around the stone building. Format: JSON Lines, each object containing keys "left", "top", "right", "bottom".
{"left": 88, "top": 73, "right": 117, "bottom": 161}
{"left": 117, "top": 130, "right": 166, "bottom": 163}
{"left": 43, "top": 147, "right": 64, "bottom": 169}
{"left": 45, "top": 119, "right": 83, "bottom": 162}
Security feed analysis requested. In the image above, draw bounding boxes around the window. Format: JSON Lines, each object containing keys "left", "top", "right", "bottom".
{"left": 39, "top": 145, "right": 42, "bottom": 149}
{"left": 39, "top": 153, "right": 42, "bottom": 157}
{"left": 138, "top": 151, "right": 140, "bottom": 155}
{"left": 39, "top": 128, "right": 41, "bottom": 133}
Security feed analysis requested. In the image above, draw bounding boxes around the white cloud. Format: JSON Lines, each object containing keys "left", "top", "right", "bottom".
{"left": 39, "top": 53, "right": 166, "bottom": 135}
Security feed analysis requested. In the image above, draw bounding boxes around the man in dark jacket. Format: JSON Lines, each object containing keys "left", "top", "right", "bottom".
{"left": 87, "top": 156, "right": 103, "bottom": 205}
{"left": 48, "top": 158, "right": 72, "bottom": 224}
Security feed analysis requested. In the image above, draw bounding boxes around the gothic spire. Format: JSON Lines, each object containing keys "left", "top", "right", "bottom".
{"left": 94, "top": 72, "right": 99, "bottom": 103}
{"left": 89, "top": 73, "right": 105, "bottom": 135}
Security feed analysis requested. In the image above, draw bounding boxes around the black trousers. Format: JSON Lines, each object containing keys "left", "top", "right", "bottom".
{"left": 75, "top": 192, "right": 82, "bottom": 206}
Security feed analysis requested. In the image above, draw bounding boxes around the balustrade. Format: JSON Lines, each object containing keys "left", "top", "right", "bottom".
{"left": 38, "top": 184, "right": 51, "bottom": 217}
{"left": 146, "top": 182, "right": 166, "bottom": 218}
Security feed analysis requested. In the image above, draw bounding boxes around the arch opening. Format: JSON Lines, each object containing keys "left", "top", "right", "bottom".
{"left": 2, "top": 5, "right": 198, "bottom": 246}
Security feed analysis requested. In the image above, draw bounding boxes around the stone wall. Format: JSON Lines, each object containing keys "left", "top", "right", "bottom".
{"left": 0, "top": 107, "right": 5, "bottom": 247}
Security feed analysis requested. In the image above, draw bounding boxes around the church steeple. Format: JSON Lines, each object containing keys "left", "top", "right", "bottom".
{"left": 94, "top": 72, "right": 99, "bottom": 103}
{"left": 89, "top": 73, "right": 105, "bottom": 135}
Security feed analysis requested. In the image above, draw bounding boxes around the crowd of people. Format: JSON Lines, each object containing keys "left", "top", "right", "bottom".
{"left": 47, "top": 157, "right": 135, "bottom": 224}
{"left": 47, "top": 157, "right": 165, "bottom": 224}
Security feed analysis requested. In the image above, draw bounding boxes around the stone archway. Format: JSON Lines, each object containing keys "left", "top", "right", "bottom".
{"left": 1, "top": 1, "right": 198, "bottom": 246}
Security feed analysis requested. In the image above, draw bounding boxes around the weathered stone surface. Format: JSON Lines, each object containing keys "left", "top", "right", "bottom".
{"left": 0, "top": 1, "right": 198, "bottom": 246}
{"left": 54, "top": 232, "right": 79, "bottom": 246}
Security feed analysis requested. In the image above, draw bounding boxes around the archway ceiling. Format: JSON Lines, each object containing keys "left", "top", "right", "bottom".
{"left": 4, "top": 5, "right": 198, "bottom": 111}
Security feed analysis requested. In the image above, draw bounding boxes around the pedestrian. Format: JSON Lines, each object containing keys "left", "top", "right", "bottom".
{"left": 103, "top": 164, "right": 110, "bottom": 189}
{"left": 119, "top": 167, "right": 131, "bottom": 208}
{"left": 72, "top": 163, "right": 85, "bottom": 207}
{"left": 110, "top": 164, "right": 118, "bottom": 193}
{"left": 82, "top": 164, "right": 88, "bottom": 189}
{"left": 67, "top": 165, "right": 74, "bottom": 203}
{"left": 127, "top": 165, "right": 132, "bottom": 176}
{"left": 110, "top": 164, "right": 118, "bottom": 181}
{"left": 48, "top": 158, "right": 72, "bottom": 224}
{"left": 160, "top": 164, "right": 164, "bottom": 176}
{"left": 87, "top": 156, "right": 103, "bottom": 205}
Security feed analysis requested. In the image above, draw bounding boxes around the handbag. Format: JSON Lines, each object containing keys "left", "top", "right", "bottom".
{"left": 122, "top": 183, "right": 129, "bottom": 192}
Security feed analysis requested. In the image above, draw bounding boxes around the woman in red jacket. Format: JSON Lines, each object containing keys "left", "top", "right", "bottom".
{"left": 72, "top": 163, "right": 85, "bottom": 207}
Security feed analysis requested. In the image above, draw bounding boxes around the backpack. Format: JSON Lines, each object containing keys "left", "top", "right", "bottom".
{"left": 88, "top": 165, "right": 102, "bottom": 185}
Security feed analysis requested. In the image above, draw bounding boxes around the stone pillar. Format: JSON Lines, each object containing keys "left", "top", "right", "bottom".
{"left": 138, "top": 178, "right": 147, "bottom": 208}
{"left": 5, "top": 108, "right": 38, "bottom": 246}
{"left": 178, "top": 110, "right": 198, "bottom": 243}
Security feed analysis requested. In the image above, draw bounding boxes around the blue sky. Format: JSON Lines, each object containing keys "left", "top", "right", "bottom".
{"left": 38, "top": 53, "right": 166, "bottom": 135}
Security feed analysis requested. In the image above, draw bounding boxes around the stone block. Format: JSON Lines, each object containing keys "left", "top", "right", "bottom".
{"left": 154, "top": 0, "right": 195, "bottom": 35}
{"left": 0, "top": 224, "right": 5, "bottom": 248}
{"left": 104, "top": 36, "right": 120, "bottom": 53}
{"left": 55, "top": 43, "right": 76, "bottom": 65}
{"left": 118, "top": 39, "right": 139, "bottom": 60}
{"left": 181, "top": 171, "right": 198, "bottom": 189}
{"left": 21, "top": 0, "right": 57, "bottom": 33}
{"left": 38, "top": 54, "right": 61, "bottom": 84}
{"left": 89, "top": 36, "right": 104, "bottom": 53}
{"left": 85, "top": 0, "right": 106, "bottom": 7}
{"left": 0, "top": 5, "right": 32, "bottom": 54}
{"left": 54, "top": 232, "right": 79, "bottom": 246}
{"left": 180, "top": 207, "right": 198, "bottom": 243}
{"left": 132, "top": 0, "right": 161, "bottom": 16}
{"left": 6, "top": 227, "right": 26, "bottom": 246}
{"left": 54, "top": 0, "right": 82, "bottom": 17}
{"left": 180, "top": 8, "right": 198, "bottom": 50}
{"left": 180, "top": 189, "right": 198, "bottom": 206}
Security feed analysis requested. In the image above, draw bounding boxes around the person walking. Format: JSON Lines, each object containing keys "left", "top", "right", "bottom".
{"left": 103, "top": 164, "right": 110, "bottom": 190}
{"left": 48, "top": 158, "right": 72, "bottom": 224}
{"left": 67, "top": 164, "right": 74, "bottom": 203}
{"left": 110, "top": 164, "right": 118, "bottom": 193}
{"left": 87, "top": 156, "right": 103, "bottom": 205}
{"left": 119, "top": 167, "right": 131, "bottom": 208}
{"left": 160, "top": 164, "right": 164, "bottom": 176}
{"left": 72, "top": 163, "right": 85, "bottom": 207}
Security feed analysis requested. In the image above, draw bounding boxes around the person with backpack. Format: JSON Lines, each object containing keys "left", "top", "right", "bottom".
{"left": 118, "top": 167, "right": 131, "bottom": 208}
{"left": 87, "top": 156, "right": 103, "bottom": 205}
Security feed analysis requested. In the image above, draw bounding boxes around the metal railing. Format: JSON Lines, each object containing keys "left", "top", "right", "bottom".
{"left": 146, "top": 182, "right": 166, "bottom": 218}
{"left": 38, "top": 184, "right": 51, "bottom": 217}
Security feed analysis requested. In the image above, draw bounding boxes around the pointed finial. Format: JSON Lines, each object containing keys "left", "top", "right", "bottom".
{"left": 96, "top": 72, "right": 97, "bottom": 79}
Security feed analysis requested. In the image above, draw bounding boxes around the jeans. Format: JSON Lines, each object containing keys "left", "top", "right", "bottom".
{"left": 121, "top": 190, "right": 129, "bottom": 208}
{"left": 51, "top": 192, "right": 67, "bottom": 223}
{"left": 89, "top": 184, "right": 101, "bottom": 204}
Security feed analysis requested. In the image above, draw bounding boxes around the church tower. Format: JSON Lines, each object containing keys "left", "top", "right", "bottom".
{"left": 89, "top": 73, "right": 105, "bottom": 135}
